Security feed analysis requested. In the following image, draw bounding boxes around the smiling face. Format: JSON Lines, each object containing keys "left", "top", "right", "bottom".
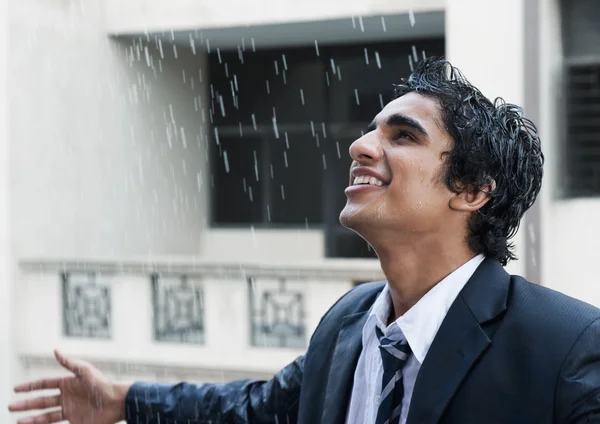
{"left": 339, "top": 92, "right": 460, "bottom": 248}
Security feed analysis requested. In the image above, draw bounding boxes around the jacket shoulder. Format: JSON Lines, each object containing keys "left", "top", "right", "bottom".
{"left": 509, "top": 275, "right": 600, "bottom": 332}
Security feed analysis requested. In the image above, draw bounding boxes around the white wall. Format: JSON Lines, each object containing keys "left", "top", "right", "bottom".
{"left": 104, "top": 0, "right": 444, "bottom": 34}
{"left": 10, "top": 0, "right": 208, "bottom": 260}
{"left": 445, "top": 0, "right": 527, "bottom": 278}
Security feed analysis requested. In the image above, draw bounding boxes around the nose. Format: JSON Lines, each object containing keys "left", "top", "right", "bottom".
{"left": 349, "top": 131, "right": 383, "bottom": 164}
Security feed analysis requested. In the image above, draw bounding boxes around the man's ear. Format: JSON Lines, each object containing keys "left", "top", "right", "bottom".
{"left": 449, "top": 179, "right": 496, "bottom": 212}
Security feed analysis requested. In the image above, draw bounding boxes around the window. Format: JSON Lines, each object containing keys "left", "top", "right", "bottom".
{"left": 562, "top": 0, "right": 600, "bottom": 196}
{"left": 209, "top": 38, "right": 445, "bottom": 256}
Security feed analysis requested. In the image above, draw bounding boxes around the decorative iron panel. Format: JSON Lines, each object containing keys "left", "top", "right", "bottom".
{"left": 248, "top": 277, "right": 306, "bottom": 348}
{"left": 152, "top": 275, "right": 204, "bottom": 344}
{"left": 565, "top": 62, "right": 600, "bottom": 196}
{"left": 62, "top": 273, "right": 111, "bottom": 339}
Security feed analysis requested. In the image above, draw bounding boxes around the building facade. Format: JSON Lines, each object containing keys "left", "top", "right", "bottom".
{"left": 2, "top": 0, "right": 600, "bottom": 422}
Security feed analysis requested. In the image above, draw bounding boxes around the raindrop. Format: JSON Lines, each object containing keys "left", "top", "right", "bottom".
{"left": 182, "top": 69, "right": 186, "bottom": 83}
{"left": 225, "top": 63, "right": 229, "bottom": 77}
{"left": 336, "top": 141, "right": 341, "bottom": 158}
{"left": 381, "top": 16, "right": 387, "bottom": 32}
{"left": 270, "top": 164, "right": 274, "bottom": 179}
{"left": 422, "top": 50, "right": 427, "bottom": 61}
{"left": 315, "top": 133, "right": 320, "bottom": 147}
{"left": 238, "top": 122, "right": 243, "bottom": 137}
{"left": 409, "top": 9, "right": 416, "bottom": 27}
{"left": 351, "top": 16, "right": 356, "bottom": 29}
{"left": 364, "top": 48, "right": 369, "bottom": 65}
{"left": 272, "top": 115, "right": 279, "bottom": 139}
{"left": 408, "top": 54, "right": 414, "bottom": 72}
{"left": 358, "top": 16, "right": 365, "bottom": 32}
{"left": 243, "top": 177, "right": 247, "bottom": 193}
{"left": 241, "top": 37, "right": 246, "bottom": 51}
{"left": 322, "top": 154, "right": 327, "bottom": 169}
{"left": 330, "top": 59, "right": 336, "bottom": 74}
{"left": 238, "top": 46, "right": 244, "bottom": 64}
{"left": 180, "top": 127, "right": 187, "bottom": 148}
{"left": 280, "top": 185, "right": 285, "bottom": 200}
{"left": 251, "top": 114, "right": 257, "bottom": 130}
{"left": 254, "top": 150, "right": 259, "bottom": 181}
{"left": 305, "top": 217, "right": 309, "bottom": 230}
{"left": 173, "top": 44, "right": 178, "bottom": 59}
{"left": 354, "top": 89, "right": 360, "bottom": 105}
{"left": 284, "top": 151, "right": 288, "bottom": 168}
{"left": 282, "top": 54, "right": 288, "bottom": 70}
{"left": 321, "top": 122, "right": 327, "bottom": 138}
{"left": 206, "top": 39, "right": 211, "bottom": 53}
{"left": 234, "top": 75, "right": 239, "bottom": 91}
{"left": 219, "top": 95, "right": 225, "bottom": 117}
{"left": 274, "top": 60, "right": 279, "bottom": 75}
{"left": 217, "top": 48, "right": 222, "bottom": 63}
{"left": 282, "top": 71, "right": 287, "bottom": 84}
{"left": 310, "top": 121, "right": 315, "bottom": 137}
{"left": 197, "top": 173, "right": 203, "bottom": 192}
{"left": 249, "top": 186, "right": 254, "bottom": 201}
{"left": 379, "top": 93, "right": 384, "bottom": 109}
{"left": 158, "top": 39, "right": 164, "bottom": 59}
{"left": 266, "top": 80, "right": 270, "bottom": 94}
{"left": 337, "top": 66, "right": 342, "bottom": 80}
{"left": 375, "top": 51, "right": 382, "bottom": 69}
{"left": 284, "top": 132, "right": 290, "bottom": 148}
{"left": 223, "top": 151, "right": 230, "bottom": 173}
{"left": 251, "top": 37, "right": 256, "bottom": 52}
{"left": 214, "top": 127, "right": 220, "bottom": 145}
{"left": 199, "top": 69, "right": 203, "bottom": 82}
{"left": 412, "top": 45, "right": 418, "bottom": 62}
{"left": 300, "top": 89, "right": 305, "bottom": 105}
{"left": 144, "top": 45, "right": 151, "bottom": 66}
{"left": 314, "top": 40, "right": 320, "bottom": 56}
{"left": 266, "top": 205, "right": 271, "bottom": 221}
{"left": 194, "top": 97, "right": 199, "bottom": 112}
{"left": 189, "top": 34, "right": 196, "bottom": 54}
{"left": 325, "top": 72, "right": 330, "bottom": 86}
{"left": 170, "top": 29, "right": 175, "bottom": 41}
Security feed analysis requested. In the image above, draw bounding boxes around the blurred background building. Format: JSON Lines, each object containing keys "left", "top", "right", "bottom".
{"left": 2, "top": 0, "right": 599, "bottom": 421}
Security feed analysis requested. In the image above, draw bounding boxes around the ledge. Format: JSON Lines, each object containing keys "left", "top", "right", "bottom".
{"left": 19, "top": 258, "right": 385, "bottom": 281}
{"left": 19, "top": 354, "right": 276, "bottom": 383}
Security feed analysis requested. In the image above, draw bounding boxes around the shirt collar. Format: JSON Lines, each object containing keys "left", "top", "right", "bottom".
{"left": 363, "top": 254, "right": 485, "bottom": 364}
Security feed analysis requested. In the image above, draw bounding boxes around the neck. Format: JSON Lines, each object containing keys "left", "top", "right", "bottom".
{"left": 375, "top": 238, "right": 477, "bottom": 321}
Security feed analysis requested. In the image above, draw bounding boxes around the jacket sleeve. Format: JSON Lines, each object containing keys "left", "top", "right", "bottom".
{"left": 125, "top": 355, "right": 304, "bottom": 424}
{"left": 555, "top": 317, "right": 600, "bottom": 423}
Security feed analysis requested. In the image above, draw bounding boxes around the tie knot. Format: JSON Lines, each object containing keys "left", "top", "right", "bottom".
{"left": 376, "top": 329, "right": 411, "bottom": 372}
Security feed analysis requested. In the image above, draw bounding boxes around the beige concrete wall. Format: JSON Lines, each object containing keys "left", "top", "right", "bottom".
{"left": 10, "top": 0, "right": 209, "bottom": 260}
{"left": 105, "top": 0, "right": 444, "bottom": 34}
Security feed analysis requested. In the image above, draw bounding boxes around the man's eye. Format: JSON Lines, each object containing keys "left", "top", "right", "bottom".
{"left": 392, "top": 130, "right": 412, "bottom": 141}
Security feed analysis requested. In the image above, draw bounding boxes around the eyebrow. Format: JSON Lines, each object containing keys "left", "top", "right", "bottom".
{"left": 367, "top": 113, "right": 429, "bottom": 138}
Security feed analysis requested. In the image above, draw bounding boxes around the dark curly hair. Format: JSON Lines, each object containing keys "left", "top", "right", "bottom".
{"left": 394, "top": 57, "right": 544, "bottom": 266}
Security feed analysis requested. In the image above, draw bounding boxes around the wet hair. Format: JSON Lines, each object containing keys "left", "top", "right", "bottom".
{"left": 394, "top": 57, "right": 544, "bottom": 266}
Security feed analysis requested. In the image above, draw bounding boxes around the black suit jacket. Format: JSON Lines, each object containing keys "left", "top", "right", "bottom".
{"left": 126, "top": 259, "right": 600, "bottom": 423}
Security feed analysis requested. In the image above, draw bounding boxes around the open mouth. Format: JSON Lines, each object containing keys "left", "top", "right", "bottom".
{"left": 352, "top": 176, "right": 384, "bottom": 187}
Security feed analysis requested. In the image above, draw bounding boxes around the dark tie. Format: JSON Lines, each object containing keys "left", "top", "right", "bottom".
{"left": 375, "top": 326, "right": 412, "bottom": 424}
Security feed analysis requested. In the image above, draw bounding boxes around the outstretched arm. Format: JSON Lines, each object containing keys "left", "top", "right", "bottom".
{"left": 125, "top": 355, "right": 304, "bottom": 424}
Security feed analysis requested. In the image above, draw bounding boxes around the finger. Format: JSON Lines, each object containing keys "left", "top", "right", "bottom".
{"left": 13, "top": 378, "right": 64, "bottom": 393}
{"left": 16, "top": 409, "right": 63, "bottom": 424}
{"left": 8, "top": 395, "right": 61, "bottom": 412}
{"left": 54, "top": 349, "right": 86, "bottom": 376}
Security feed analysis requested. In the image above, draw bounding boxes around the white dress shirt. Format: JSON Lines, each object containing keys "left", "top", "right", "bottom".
{"left": 345, "top": 255, "right": 485, "bottom": 424}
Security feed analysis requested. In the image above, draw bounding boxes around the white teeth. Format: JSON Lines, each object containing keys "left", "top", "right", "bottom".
{"left": 352, "top": 175, "right": 384, "bottom": 186}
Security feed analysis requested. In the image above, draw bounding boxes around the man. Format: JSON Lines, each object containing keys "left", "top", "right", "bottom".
{"left": 9, "top": 58, "right": 600, "bottom": 424}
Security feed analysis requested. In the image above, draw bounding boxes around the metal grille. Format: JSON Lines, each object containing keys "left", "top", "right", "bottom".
{"left": 248, "top": 278, "right": 306, "bottom": 348}
{"left": 152, "top": 275, "right": 204, "bottom": 344}
{"left": 62, "top": 273, "right": 111, "bottom": 339}
{"left": 565, "top": 62, "right": 600, "bottom": 196}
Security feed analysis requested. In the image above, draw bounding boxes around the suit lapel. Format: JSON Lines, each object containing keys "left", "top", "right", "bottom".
{"left": 321, "top": 311, "right": 369, "bottom": 424}
{"left": 406, "top": 259, "right": 510, "bottom": 424}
